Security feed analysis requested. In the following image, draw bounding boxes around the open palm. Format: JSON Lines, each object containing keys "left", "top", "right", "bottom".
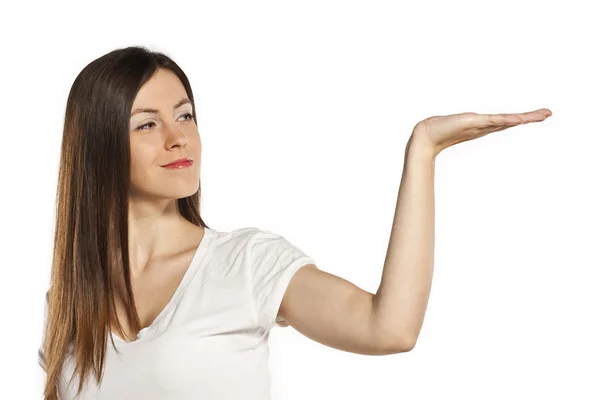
{"left": 413, "top": 108, "right": 553, "bottom": 157}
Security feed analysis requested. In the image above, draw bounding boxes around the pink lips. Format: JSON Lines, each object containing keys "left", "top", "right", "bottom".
{"left": 161, "top": 158, "right": 193, "bottom": 169}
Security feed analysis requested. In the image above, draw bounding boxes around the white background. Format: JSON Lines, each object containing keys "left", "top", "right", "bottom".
{"left": 1, "top": 0, "right": 598, "bottom": 399}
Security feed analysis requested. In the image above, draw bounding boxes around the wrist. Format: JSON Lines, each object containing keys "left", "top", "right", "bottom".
{"left": 406, "top": 130, "right": 438, "bottom": 161}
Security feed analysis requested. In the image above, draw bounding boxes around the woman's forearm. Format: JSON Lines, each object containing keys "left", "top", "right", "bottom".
{"left": 372, "top": 131, "right": 437, "bottom": 349}
{"left": 371, "top": 109, "right": 551, "bottom": 351}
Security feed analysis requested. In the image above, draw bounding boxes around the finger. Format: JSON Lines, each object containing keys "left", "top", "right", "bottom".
{"left": 488, "top": 113, "right": 523, "bottom": 126}
{"left": 486, "top": 125, "right": 513, "bottom": 134}
{"left": 489, "top": 108, "right": 551, "bottom": 126}
{"left": 532, "top": 108, "right": 552, "bottom": 117}
{"left": 515, "top": 109, "right": 552, "bottom": 125}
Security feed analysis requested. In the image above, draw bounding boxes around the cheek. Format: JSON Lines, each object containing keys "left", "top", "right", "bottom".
{"left": 196, "top": 135, "right": 203, "bottom": 156}
{"left": 185, "top": 133, "right": 202, "bottom": 159}
{"left": 129, "top": 144, "right": 158, "bottom": 178}
{"left": 189, "top": 130, "right": 201, "bottom": 147}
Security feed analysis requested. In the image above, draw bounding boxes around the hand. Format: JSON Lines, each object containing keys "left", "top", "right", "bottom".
{"left": 410, "top": 108, "right": 553, "bottom": 157}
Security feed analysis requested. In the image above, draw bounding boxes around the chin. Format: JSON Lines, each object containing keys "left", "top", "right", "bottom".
{"left": 172, "top": 185, "right": 200, "bottom": 199}
{"left": 132, "top": 176, "right": 200, "bottom": 199}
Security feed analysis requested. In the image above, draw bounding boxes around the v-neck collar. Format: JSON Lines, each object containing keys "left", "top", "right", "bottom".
{"left": 110, "top": 227, "right": 215, "bottom": 345}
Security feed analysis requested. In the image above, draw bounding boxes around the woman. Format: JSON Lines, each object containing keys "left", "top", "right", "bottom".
{"left": 38, "top": 45, "right": 551, "bottom": 399}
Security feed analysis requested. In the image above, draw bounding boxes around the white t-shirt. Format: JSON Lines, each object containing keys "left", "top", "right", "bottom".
{"left": 38, "top": 226, "right": 315, "bottom": 399}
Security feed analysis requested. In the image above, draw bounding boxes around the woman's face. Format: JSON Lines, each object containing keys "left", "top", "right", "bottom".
{"left": 129, "top": 69, "right": 201, "bottom": 201}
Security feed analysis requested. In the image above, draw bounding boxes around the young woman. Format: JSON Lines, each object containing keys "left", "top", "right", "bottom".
{"left": 38, "top": 45, "right": 551, "bottom": 399}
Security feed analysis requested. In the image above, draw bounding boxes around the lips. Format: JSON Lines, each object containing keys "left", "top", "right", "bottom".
{"left": 161, "top": 158, "right": 193, "bottom": 167}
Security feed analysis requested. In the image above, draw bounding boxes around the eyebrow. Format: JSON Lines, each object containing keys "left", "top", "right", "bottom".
{"left": 130, "top": 98, "right": 191, "bottom": 117}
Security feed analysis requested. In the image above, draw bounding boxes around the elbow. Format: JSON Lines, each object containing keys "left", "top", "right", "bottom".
{"left": 378, "top": 331, "right": 417, "bottom": 354}
{"left": 370, "top": 297, "right": 418, "bottom": 354}
{"left": 392, "top": 336, "right": 417, "bottom": 353}
{"left": 401, "top": 336, "right": 417, "bottom": 352}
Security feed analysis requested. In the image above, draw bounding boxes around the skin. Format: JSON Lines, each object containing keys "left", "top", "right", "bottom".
{"left": 113, "top": 68, "right": 206, "bottom": 341}
{"left": 371, "top": 108, "right": 553, "bottom": 349}
{"left": 277, "top": 108, "right": 552, "bottom": 355}
{"left": 119, "top": 70, "right": 554, "bottom": 353}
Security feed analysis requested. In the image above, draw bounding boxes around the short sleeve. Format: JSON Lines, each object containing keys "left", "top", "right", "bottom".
{"left": 38, "top": 290, "right": 49, "bottom": 372}
{"left": 246, "top": 228, "right": 315, "bottom": 330}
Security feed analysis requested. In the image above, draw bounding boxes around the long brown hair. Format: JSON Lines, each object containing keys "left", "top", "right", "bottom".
{"left": 40, "top": 46, "right": 210, "bottom": 399}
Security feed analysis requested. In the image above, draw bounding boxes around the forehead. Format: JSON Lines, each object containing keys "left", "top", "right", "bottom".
{"left": 131, "top": 69, "right": 188, "bottom": 108}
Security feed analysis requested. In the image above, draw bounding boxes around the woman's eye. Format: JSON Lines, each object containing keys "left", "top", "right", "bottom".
{"left": 135, "top": 114, "right": 193, "bottom": 131}
{"left": 136, "top": 122, "right": 155, "bottom": 131}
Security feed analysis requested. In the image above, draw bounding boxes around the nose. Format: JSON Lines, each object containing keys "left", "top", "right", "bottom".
{"left": 164, "top": 123, "right": 187, "bottom": 149}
